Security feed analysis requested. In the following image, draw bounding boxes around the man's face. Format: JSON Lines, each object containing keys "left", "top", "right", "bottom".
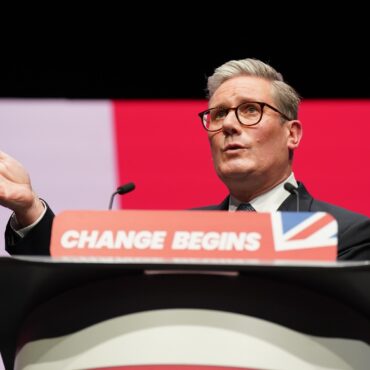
{"left": 208, "top": 76, "right": 300, "bottom": 189}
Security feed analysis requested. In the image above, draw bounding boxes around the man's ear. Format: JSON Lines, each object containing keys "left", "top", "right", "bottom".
{"left": 287, "top": 120, "right": 303, "bottom": 150}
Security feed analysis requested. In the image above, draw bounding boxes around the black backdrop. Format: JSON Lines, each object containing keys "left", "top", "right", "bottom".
{"left": 0, "top": 16, "right": 369, "bottom": 100}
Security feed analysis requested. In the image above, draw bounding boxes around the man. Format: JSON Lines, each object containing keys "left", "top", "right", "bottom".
{"left": 2, "top": 58, "right": 370, "bottom": 259}
{"left": 196, "top": 58, "right": 370, "bottom": 260}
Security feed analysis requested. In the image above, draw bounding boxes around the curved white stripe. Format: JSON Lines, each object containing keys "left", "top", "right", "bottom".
{"left": 16, "top": 309, "right": 370, "bottom": 370}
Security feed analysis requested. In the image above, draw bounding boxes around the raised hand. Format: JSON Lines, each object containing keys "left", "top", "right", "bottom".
{"left": 0, "top": 151, "right": 45, "bottom": 228}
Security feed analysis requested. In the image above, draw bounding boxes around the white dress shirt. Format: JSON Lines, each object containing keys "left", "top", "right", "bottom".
{"left": 229, "top": 173, "right": 298, "bottom": 212}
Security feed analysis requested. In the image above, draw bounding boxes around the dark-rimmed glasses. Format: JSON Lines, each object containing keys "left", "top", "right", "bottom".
{"left": 198, "top": 101, "right": 291, "bottom": 132}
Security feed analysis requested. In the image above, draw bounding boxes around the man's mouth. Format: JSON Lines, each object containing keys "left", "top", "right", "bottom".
{"left": 223, "top": 143, "right": 246, "bottom": 152}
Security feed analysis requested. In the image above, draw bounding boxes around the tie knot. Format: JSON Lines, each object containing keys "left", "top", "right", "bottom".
{"left": 236, "top": 203, "right": 256, "bottom": 212}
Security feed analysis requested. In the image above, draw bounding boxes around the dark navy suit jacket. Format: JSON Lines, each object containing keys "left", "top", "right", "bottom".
{"left": 195, "top": 183, "right": 370, "bottom": 260}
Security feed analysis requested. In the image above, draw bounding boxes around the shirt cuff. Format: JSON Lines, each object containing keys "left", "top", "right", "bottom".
{"left": 10, "top": 200, "right": 47, "bottom": 238}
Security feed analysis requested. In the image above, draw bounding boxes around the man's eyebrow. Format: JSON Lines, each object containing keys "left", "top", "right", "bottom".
{"left": 209, "top": 104, "right": 227, "bottom": 110}
{"left": 210, "top": 99, "right": 256, "bottom": 109}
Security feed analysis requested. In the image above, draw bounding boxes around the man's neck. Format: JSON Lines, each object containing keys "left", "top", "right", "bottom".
{"left": 225, "top": 170, "right": 293, "bottom": 203}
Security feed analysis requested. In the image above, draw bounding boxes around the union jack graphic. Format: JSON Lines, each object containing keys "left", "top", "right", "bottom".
{"left": 271, "top": 212, "right": 338, "bottom": 251}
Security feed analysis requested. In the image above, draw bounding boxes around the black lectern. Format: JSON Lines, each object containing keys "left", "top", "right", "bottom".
{"left": 1, "top": 256, "right": 370, "bottom": 369}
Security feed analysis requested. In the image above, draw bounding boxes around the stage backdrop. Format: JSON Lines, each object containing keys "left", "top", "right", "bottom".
{"left": 0, "top": 98, "right": 369, "bottom": 369}
{"left": 0, "top": 99, "right": 369, "bottom": 256}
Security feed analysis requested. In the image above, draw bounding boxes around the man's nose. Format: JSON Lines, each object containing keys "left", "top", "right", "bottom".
{"left": 222, "top": 109, "right": 241, "bottom": 134}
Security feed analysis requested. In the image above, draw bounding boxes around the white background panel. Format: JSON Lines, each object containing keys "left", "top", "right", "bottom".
{"left": 0, "top": 99, "right": 117, "bottom": 256}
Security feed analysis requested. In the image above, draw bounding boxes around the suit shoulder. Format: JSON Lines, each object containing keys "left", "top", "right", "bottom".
{"left": 191, "top": 205, "right": 222, "bottom": 210}
{"left": 191, "top": 196, "right": 229, "bottom": 211}
{"left": 310, "top": 199, "right": 369, "bottom": 222}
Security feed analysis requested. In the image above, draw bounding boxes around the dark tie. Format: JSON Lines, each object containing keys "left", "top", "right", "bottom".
{"left": 236, "top": 203, "right": 256, "bottom": 211}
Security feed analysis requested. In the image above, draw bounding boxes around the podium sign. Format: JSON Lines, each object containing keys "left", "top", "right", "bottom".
{"left": 50, "top": 210, "right": 337, "bottom": 261}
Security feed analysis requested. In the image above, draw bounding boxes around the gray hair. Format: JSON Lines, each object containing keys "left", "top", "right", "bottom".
{"left": 207, "top": 58, "right": 300, "bottom": 120}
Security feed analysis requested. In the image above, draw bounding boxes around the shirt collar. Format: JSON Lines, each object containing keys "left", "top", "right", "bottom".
{"left": 229, "top": 173, "right": 298, "bottom": 212}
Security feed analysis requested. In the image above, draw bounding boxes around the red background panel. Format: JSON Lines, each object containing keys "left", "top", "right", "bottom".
{"left": 294, "top": 100, "right": 370, "bottom": 216}
{"left": 113, "top": 100, "right": 370, "bottom": 216}
{"left": 113, "top": 100, "right": 226, "bottom": 210}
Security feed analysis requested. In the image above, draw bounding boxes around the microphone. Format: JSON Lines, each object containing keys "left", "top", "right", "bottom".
{"left": 283, "top": 183, "right": 300, "bottom": 212}
{"left": 108, "top": 182, "right": 136, "bottom": 210}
